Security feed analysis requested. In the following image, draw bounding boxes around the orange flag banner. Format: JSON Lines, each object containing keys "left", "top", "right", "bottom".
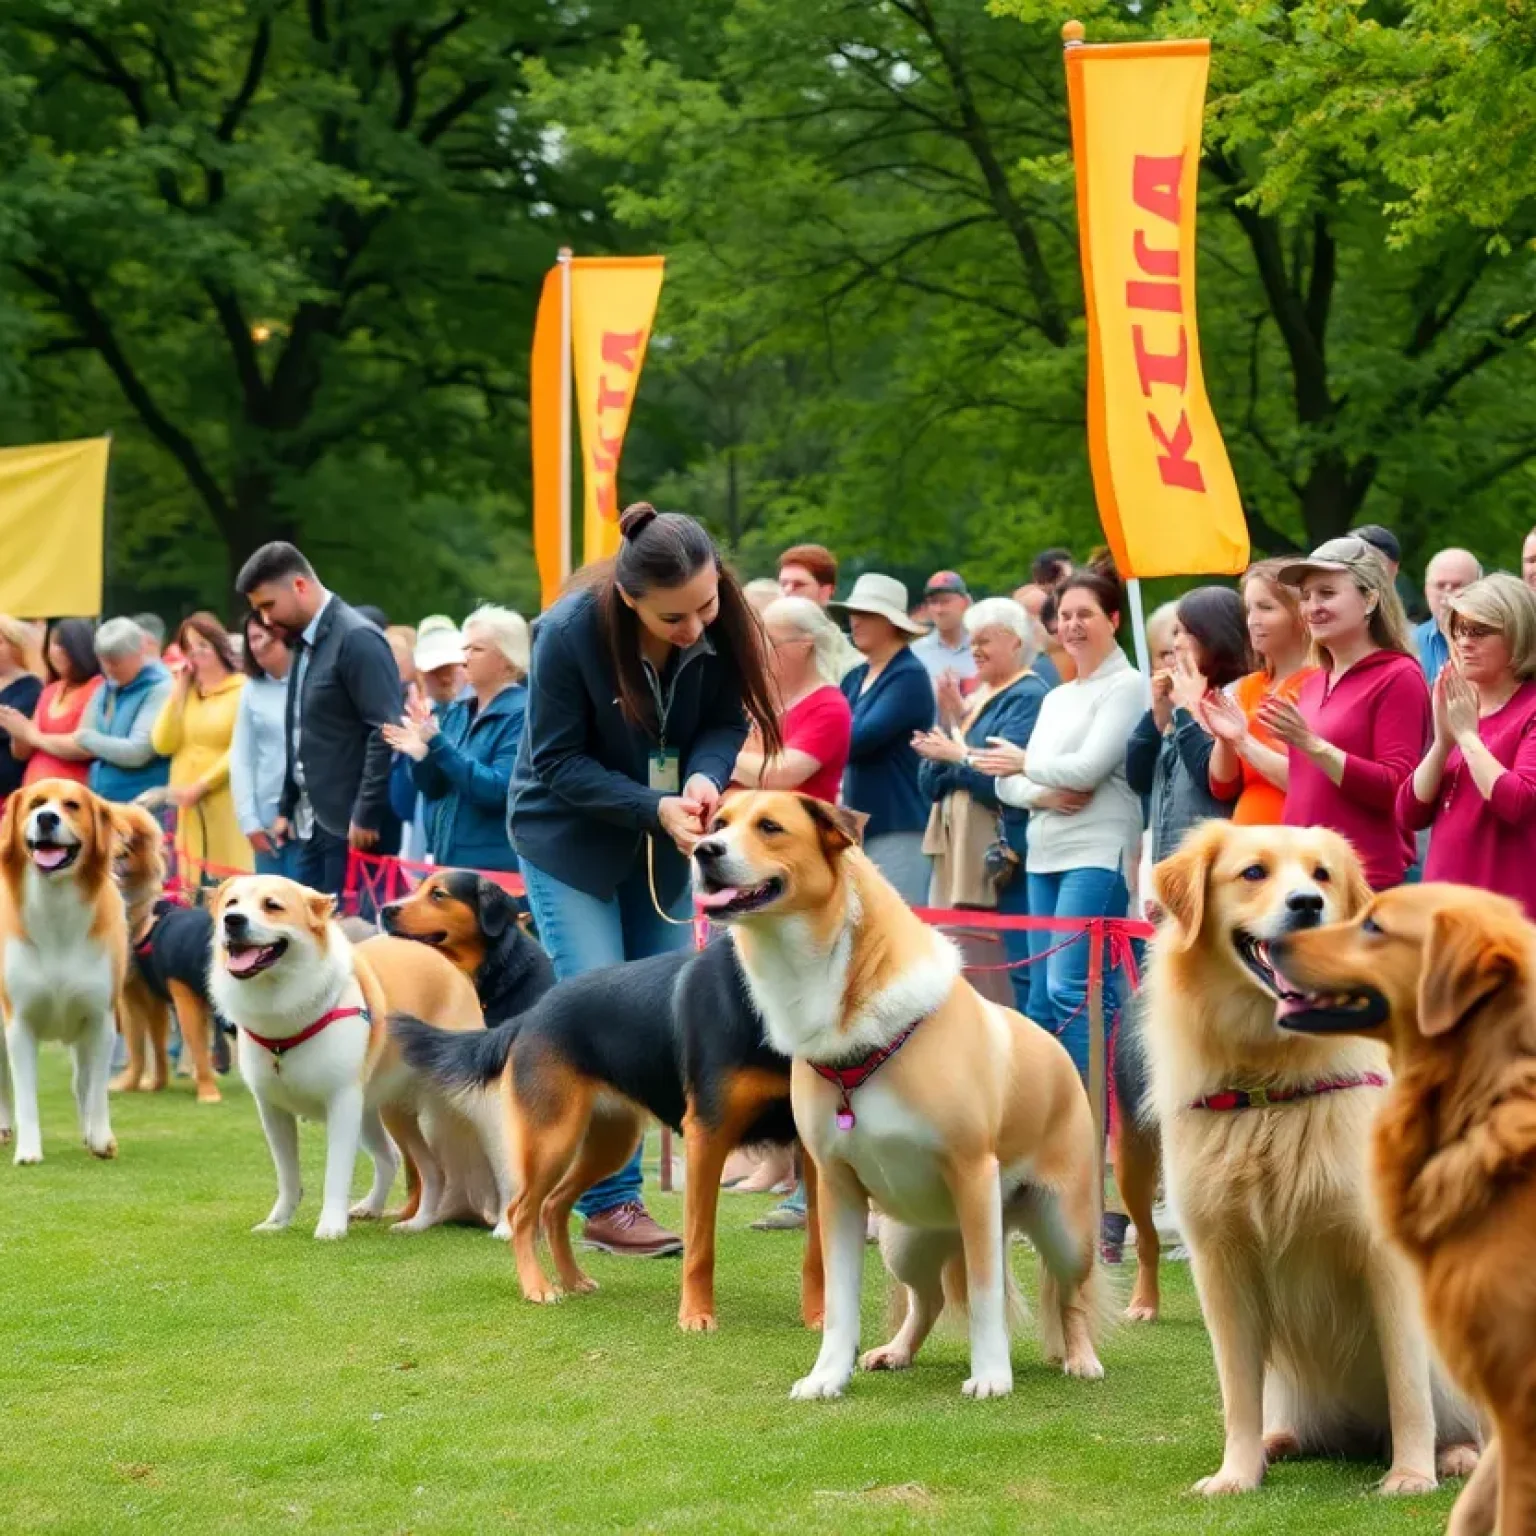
{"left": 1064, "top": 37, "right": 1248, "bottom": 578}
{"left": 530, "top": 264, "right": 566, "bottom": 609}
{"left": 571, "top": 257, "right": 665, "bottom": 567}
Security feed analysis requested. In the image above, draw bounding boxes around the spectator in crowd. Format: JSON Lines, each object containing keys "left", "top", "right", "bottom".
{"left": 1413, "top": 548, "right": 1482, "bottom": 685}
{"left": 1351, "top": 524, "right": 1401, "bottom": 582}
{"left": 415, "top": 617, "right": 469, "bottom": 707}
{"left": 151, "top": 613, "right": 251, "bottom": 877}
{"left": 77, "top": 619, "right": 173, "bottom": 805}
{"left": 1037, "top": 587, "right": 1076, "bottom": 685}
{"left": 1270, "top": 538, "right": 1430, "bottom": 889}
{"left": 237, "top": 543, "right": 402, "bottom": 897}
{"left": 133, "top": 613, "right": 166, "bottom": 659}
{"left": 914, "top": 597, "right": 1049, "bottom": 1013}
{"left": 1400, "top": 574, "right": 1536, "bottom": 920}
{"left": 731, "top": 596, "right": 851, "bottom": 802}
{"left": 1203, "top": 558, "right": 1316, "bottom": 824}
{"left": 1126, "top": 588, "right": 1248, "bottom": 866}
{"left": 980, "top": 567, "right": 1147, "bottom": 1072}
{"left": 831, "top": 573, "right": 936, "bottom": 904}
{"left": 1144, "top": 603, "right": 1180, "bottom": 673}
{"left": 0, "top": 619, "right": 102, "bottom": 787}
{"left": 1011, "top": 583, "right": 1061, "bottom": 689}
{"left": 1524, "top": 526, "right": 1536, "bottom": 590}
{"left": 231, "top": 614, "right": 297, "bottom": 877}
{"left": 1032, "top": 548, "right": 1074, "bottom": 589}
{"left": 508, "top": 503, "right": 779, "bottom": 1259}
{"left": 743, "top": 577, "right": 782, "bottom": 616}
{"left": 776, "top": 543, "right": 839, "bottom": 606}
{"left": 0, "top": 617, "right": 44, "bottom": 806}
{"left": 911, "top": 571, "right": 977, "bottom": 698}
{"left": 384, "top": 626, "right": 419, "bottom": 690}
{"left": 386, "top": 607, "right": 529, "bottom": 873}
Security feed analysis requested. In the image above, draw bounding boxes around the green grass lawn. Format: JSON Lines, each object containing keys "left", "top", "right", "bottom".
{"left": 0, "top": 1053, "right": 1466, "bottom": 1534}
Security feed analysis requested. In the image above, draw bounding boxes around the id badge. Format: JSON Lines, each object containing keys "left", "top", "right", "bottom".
{"left": 648, "top": 748, "right": 680, "bottom": 793}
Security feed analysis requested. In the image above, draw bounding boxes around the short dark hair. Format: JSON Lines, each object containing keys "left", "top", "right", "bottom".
{"left": 1175, "top": 586, "right": 1251, "bottom": 690}
{"left": 1349, "top": 524, "right": 1401, "bottom": 566}
{"left": 1056, "top": 565, "right": 1125, "bottom": 622}
{"left": 46, "top": 618, "right": 101, "bottom": 685}
{"left": 236, "top": 541, "right": 315, "bottom": 595}
{"left": 777, "top": 543, "right": 838, "bottom": 590}
{"left": 354, "top": 604, "right": 388, "bottom": 629}
{"left": 1031, "top": 548, "right": 1075, "bottom": 587}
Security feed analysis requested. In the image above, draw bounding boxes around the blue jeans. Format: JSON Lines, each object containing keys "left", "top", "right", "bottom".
{"left": 1025, "top": 866, "right": 1129, "bottom": 1081}
{"left": 996, "top": 869, "right": 1032, "bottom": 1016}
{"left": 255, "top": 840, "right": 301, "bottom": 879}
{"left": 519, "top": 855, "right": 693, "bottom": 1217}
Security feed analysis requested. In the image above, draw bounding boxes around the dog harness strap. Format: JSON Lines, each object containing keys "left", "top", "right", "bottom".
{"left": 1190, "top": 1072, "right": 1388, "bottom": 1113}
{"left": 810, "top": 1018, "right": 925, "bottom": 1131}
{"left": 242, "top": 1006, "right": 369, "bottom": 1072}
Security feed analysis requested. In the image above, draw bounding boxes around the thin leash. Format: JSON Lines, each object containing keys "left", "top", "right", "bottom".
{"left": 645, "top": 834, "right": 697, "bottom": 927}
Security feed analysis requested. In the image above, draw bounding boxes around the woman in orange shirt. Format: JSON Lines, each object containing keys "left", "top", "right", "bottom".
{"left": 1202, "top": 559, "right": 1315, "bottom": 824}
{"left": 0, "top": 620, "right": 103, "bottom": 788}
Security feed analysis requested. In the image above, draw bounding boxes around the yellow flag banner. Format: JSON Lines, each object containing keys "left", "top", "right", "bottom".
{"left": 1065, "top": 39, "right": 1248, "bottom": 578}
{"left": 530, "top": 264, "right": 566, "bottom": 609}
{"left": 0, "top": 437, "right": 110, "bottom": 617}
{"left": 570, "top": 256, "right": 665, "bottom": 566}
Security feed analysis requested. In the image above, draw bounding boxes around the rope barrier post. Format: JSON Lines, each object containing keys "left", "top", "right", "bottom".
{"left": 1087, "top": 919, "right": 1107, "bottom": 1211}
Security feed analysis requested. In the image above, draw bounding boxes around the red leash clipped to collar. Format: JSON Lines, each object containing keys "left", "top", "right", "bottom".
{"left": 1190, "top": 1072, "right": 1387, "bottom": 1113}
{"left": 242, "top": 1006, "right": 368, "bottom": 1072}
{"left": 810, "top": 1018, "right": 925, "bottom": 1131}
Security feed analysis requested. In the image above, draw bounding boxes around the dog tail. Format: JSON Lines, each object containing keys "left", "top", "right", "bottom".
{"left": 390, "top": 1013, "right": 517, "bottom": 1092}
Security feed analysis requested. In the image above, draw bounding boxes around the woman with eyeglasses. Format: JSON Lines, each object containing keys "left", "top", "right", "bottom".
{"left": 1399, "top": 573, "right": 1536, "bottom": 919}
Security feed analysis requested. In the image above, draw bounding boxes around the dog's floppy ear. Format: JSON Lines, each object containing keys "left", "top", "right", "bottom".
{"left": 477, "top": 878, "right": 515, "bottom": 939}
{"left": 1152, "top": 832, "right": 1216, "bottom": 952}
{"left": 799, "top": 796, "right": 867, "bottom": 856}
{"left": 306, "top": 890, "right": 337, "bottom": 930}
{"left": 81, "top": 790, "right": 116, "bottom": 884}
{"left": 208, "top": 877, "right": 237, "bottom": 919}
{"left": 1418, "top": 904, "right": 1524, "bottom": 1038}
{"left": 0, "top": 792, "right": 24, "bottom": 878}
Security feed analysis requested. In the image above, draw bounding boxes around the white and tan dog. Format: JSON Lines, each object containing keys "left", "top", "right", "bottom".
{"left": 693, "top": 790, "right": 1105, "bottom": 1400}
{"left": 0, "top": 779, "right": 127, "bottom": 1164}
{"left": 209, "top": 876, "right": 492, "bottom": 1239}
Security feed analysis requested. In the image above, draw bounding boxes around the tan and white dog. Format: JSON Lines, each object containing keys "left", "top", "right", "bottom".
{"left": 693, "top": 790, "right": 1106, "bottom": 1400}
{"left": 0, "top": 779, "right": 127, "bottom": 1164}
{"left": 208, "top": 876, "right": 495, "bottom": 1239}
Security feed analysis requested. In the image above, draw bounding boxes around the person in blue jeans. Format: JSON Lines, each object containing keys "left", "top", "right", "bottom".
{"left": 230, "top": 614, "right": 300, "bottom": 878}
{"left": 984, "top": 566, "right": 1148, "bottom": 1075}
{"left": 507, "top": 502, "right": 782, "bottom": 1260}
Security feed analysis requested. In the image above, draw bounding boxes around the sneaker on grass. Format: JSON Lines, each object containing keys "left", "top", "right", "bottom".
{"left": 580, "top": 1202, "right": 683, "bottom": 1257}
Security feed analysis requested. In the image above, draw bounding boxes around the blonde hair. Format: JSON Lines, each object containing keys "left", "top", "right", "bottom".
{"left": 0, "top": 615, "right": 45, "bottom": 678}
{"left": 463, "top": 605, "right": 530, "bottom": 679}
{"left": 1242, "top": 559, "right": 1307, "bottom": 678}
{"left": 762, "top": 595, "right": 844, "bottom": 686}
{"left": 1303, "top": 552, "right": 1414, "bottom": 668}
{"left": 1446, "top": 573, "right": 1536, "bottom": 682}
{"left": 1144, "top": 601, "right": 1180, "bottom": 660}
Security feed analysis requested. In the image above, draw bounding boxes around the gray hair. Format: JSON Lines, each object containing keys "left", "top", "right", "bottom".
{"left": 963, "top": 597, "right": 1038, "bottom": 666}
{"left": 463, "top": 604, "right": 530, "bottom": 677}
{"left": 132, "top": 612, "right": 165, "bottom": 646}
{"left": 95, "top": 617, "right": 147, "bottom": 661}
{"left": 763, "top": 595, "right": 845, "bottom": 686}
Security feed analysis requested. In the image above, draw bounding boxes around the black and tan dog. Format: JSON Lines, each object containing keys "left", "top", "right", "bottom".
{"left": 382, "top": 871, "right": 554, "bottom": 1025}
{"left": 393, "top": 936, "right": 822, "bottom": 1332}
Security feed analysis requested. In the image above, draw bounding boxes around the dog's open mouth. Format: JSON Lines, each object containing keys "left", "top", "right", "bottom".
{"left": 28, "top": 839, "right": 79, "bottom": 873}
{"left": 1233, "top": 930, "right": 1306, "bottom": 1002}
{"left": 694, "top": 876, "right": 785, "bottom": 919}
{"left": 1272, "top": 977, "right": 1389, "bottom": 1033}
{"left": 223, "top": 939, "right": 289, "bottom": 979}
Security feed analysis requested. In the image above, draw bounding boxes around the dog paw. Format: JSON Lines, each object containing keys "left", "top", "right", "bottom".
{"left": 859, "top": 1344, "right": 913, "bottom": 1372}
{"left": 1264, "top": 1431, "right": 1302, "bottom": 1463}
{"left": 1437, "top": 1444, "right": 1480, "bottom": 1480}
{"left": 1062, "top": 1351, "right": 1105, "bottom": 1382}
{"left": 195, "top": 1086, "right": 222, "bottom": 1105}
{"left": 251, "top": 1218, "right": 291, "bottom": 1234}
{"left": 790, "top": 1371, "right": 850, "bottom": 1401}
{"left": 678, "top": 1310, "right": 718, "bottom": 1334}
{"left": 523, "top": 1286, "right": 563, "bottom": 1305}
{"left": 563, "top": 1275, "right": 598, "bottom": 1296}
{"left": 962, "top": 1371, "right": 1014, "bottom": 1400}
{"left": 88, "top": 1138, "right": 117, "bottom": 1161}
{"left": 1194, "top": 1465, "right": 1264, "bottom": 1496}
{"left": 802, "top": 1309, "right": 825, "bottom": 1331}
{"left": 312, "top": 1217, "right": 348, "bottom": 1241}
{"left": 491, "top": 1220, "right": 511, "bottom": 1241}
{"left": 1380, "top": 1467, "right": 1437, "bottom": 1496}
{"left": 348, "top": 1201, "right": 385, "bottom": 1221}
{"left": 109, "top": 1074, "right": 141, "bottom": 1093}
{"left": 1124, "top": 1301, "right": 1159, "bottom": 1323}
{"left": 13, "top": 1147, "right": 42, "bottom": 1166}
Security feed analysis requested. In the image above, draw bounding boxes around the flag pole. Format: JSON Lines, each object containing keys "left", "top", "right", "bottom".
{"left": 557, "top": 246, "right": 574, "bottom": 585}
{"left": 1126, "top": 577, "right": 1152, "bottom": 676}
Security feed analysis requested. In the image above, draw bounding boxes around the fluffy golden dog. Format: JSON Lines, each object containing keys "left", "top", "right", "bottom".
{"left": 1145, "top": 822, "right": 1478, "bottom": 1495}
{"left": 1272, "top": 883, "right": 1536, "bottom": 1536}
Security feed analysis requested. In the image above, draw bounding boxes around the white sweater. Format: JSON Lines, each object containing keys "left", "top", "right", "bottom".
{"left": 997, "top": 647, "right": 1149, "bottom": 875}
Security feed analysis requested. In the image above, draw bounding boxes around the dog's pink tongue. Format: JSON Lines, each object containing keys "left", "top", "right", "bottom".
{"left": 695, "top": 886, "right": 741, "bottom": 912}
{"left": 31, "top": 846, "right": 68, "bottom": 871}
{"left": 1274, "top": 994, "right": 1308, "bottom": 1019}
{"left": 226, "top": 948, "right": 262, "bottom": 976}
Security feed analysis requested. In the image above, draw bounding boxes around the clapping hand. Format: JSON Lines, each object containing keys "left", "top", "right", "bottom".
{"left": 1200, "top": 689, "right": 1248, "bottom": 746}
{"left": 0, "top": 704, "right": 35, "bottom": 745}
{"left": 1442, "top": 665, "right": 1480, "bottom": 743}
{"left": 970, "top": 737, "right": 1027, "bottom": 778}
{"left": 1150, "top": 669, "right": 1175, "bottom": 731}
{"left": 406, "top": 691, "right": 440, "bottom": 742}
{"left": 1169, "top": 656, "right": 1210, "bottom": 716}
{"left": 1256, "top": 696, "right": 1317, "bottom": 753}
{"left": 935, "top": 671, "right": 966, "bottom": 726}
{"left": 911, "top": 728, "right": 966, "bottom": 765}
{"left": 382, "top": 716, "right": 430, "bottom": 762}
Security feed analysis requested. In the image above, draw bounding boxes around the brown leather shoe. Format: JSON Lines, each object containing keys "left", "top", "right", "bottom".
{"left": 580, "top": 1201, "right": 683, "bottom": 1257}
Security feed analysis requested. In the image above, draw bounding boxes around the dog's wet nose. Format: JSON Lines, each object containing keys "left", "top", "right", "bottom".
{"left": 34, "top": 809, "right": 59, "bottom": 834}
{"left": 693, "top": 838, "right": 725, "bottom": 865}
{"left": 380, "top": 902, "right": 400, "bottom": 929}
{"left": 223, "top": 911, "right": 250, "bottom": 938}
{"left": 1284, "top": 890, "right": 1325, "bottom": 928}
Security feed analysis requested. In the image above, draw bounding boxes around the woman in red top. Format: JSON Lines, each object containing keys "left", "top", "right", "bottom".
{"left": 1399, "top": 574, "right": 1536, "bottom": 919}
{"left": 1266, "top": 537, "right": 1430, "bottom": 889}
{"left": 0, "top": 620, "right": 103, "bottom": 788}
{"left": 731, "top": 595, "right": 852, "bottom": 803}
{"left": 1203, "top": 559, "right": 1316, "bottom": 825}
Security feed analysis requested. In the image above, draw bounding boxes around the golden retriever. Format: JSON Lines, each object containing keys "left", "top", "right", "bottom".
{"left": 1271, "top": 883, "right": 1536, "bottom": 1535}
{"left": 1145, "top": 822, "right": 1479, "bottom": 1495}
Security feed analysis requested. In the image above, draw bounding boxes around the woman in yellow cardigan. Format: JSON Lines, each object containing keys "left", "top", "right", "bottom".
{"left": 151, "top": 613, "right": 252, "bottom": 877}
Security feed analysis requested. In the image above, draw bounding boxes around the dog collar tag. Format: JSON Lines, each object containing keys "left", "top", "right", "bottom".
{"left": 836, "top": 1109, "right": 855, "bottom": 1132}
